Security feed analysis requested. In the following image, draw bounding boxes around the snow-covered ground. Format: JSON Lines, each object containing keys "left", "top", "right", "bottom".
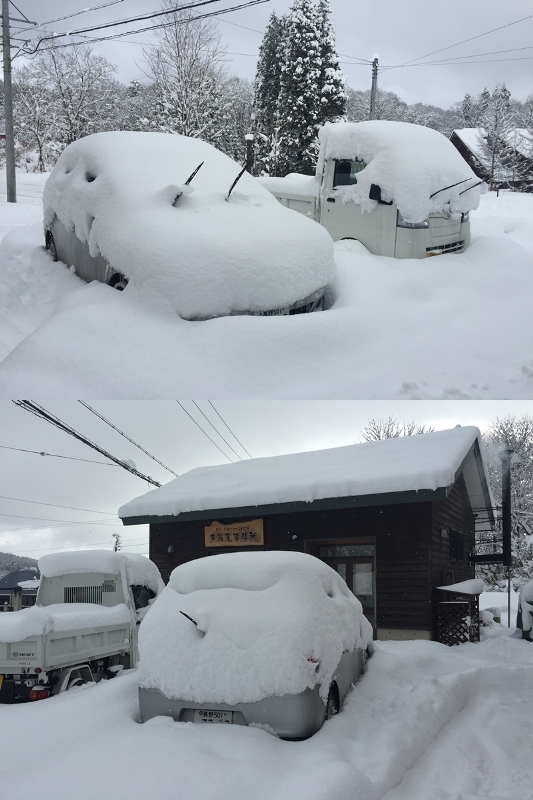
{"left": 0, "top": 172, "right": 532, "bottom": 397}
{"left": 2, "top": 629, "right": 532, "bottom": 800}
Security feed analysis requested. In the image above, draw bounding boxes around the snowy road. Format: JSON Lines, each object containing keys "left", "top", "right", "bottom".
{"left": 0, "top": 177, "right": 533, "bottom": 398}
{"left": 2, "top": 636, "right": 532, "bottom": 800}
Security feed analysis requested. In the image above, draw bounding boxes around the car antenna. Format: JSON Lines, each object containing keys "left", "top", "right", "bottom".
{"left": 226, "top": 157, "right": 252, "bottom": 201}
{"left": 173, "top": 161, "right": 204, "bottom": 206}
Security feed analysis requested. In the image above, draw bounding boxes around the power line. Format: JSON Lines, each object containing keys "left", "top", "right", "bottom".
{"left": 0, "top": 495, "right": 114, "bottom": 515}
{"left": 0, "top": 510, "right": 117, "bottom": 524}
{"left": 78, "top": 401, "right": 179, "bottom": 478}
{"left": 381, "top": 56, "right": 533, "bottom": 69}
{"left": 191, "top": 401, "right": 243, "bottom": 461}
{"left": 17, "top": 0, "right": 270, "bottom": 56}
{"left": 0, "top": 443, "right": 120, "bottom": 466}
{"left": 208, "top": 401, "right": 253, "bottom": 458}
{"left": 381, "top": 11, "right": 533, "bottom": 73}
{"left": 7, "top": 536, "right": 150, "bottom": 555}
{"left": 405, "top": 44, "right": 533, "bottom": 64}
{"left": 1, "top": 518, "right": 120, "bottom": 534}
{"left": 176, "top": 401, "right": 234, "bottom": 463}
{"left": 338, "top": 52, "right": 373, "bottom": 64}
{"left": 12, "top": 401, "right": 161, "bottom": 487}
{"left": 32, "top": 0, "right": 126, "bottom": 32}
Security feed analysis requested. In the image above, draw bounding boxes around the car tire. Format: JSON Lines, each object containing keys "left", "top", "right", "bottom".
{"left": 109, "top": 273, "right": 128, "bottom": 291}
{"left": 325, "top": 686, "right": 339, "bottom": 721}
{"left": 47, "top": 233, "right": 58, "bottom": 262}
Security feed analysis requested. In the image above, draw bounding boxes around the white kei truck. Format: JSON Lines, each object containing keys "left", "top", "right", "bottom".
{"left": 0, "top": 551, "right": 163, "bottom": 703}
{"left": 259, "top": 120, "right": 486, "bottom": 259}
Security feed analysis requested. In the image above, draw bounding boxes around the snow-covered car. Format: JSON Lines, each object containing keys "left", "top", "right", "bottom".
{"left": 138, "top": 551, "right": 373, "bottom": 739}
{"left": 43, "top": 132, "right": 334, "bottom": 320}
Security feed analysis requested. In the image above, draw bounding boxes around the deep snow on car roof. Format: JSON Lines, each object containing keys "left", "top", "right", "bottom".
{"left": 43, "top": 132, "right": 334, "bottom": 319}
{"left": 138, "top": 551, "right": 373, "bottom": 705}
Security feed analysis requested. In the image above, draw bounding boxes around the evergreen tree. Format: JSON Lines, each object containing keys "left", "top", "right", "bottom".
{"left": 253, "top": 12, "right": 287, "bottom": 175}
{"left": 315, "top": 0, "right": 346, "bottom": 122}
{"left": 276, "top": 0, "right": 324, "bottom": 175}
{"left": 477, "top": 83, "right": 513, "bottom": 186}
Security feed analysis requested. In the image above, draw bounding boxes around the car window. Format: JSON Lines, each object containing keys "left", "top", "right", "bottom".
{"left": 333, "top": 159, "right": 366, "bottom": 187}
{"left": 131, "top": 584, "right": 155, "bottom": 610}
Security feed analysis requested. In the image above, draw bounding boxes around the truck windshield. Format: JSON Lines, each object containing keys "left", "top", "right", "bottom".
{"left": 333, "top": 159, "right": 366, "bottom": 187}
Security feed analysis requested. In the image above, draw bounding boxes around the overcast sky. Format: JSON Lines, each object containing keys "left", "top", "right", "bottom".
{"left": 1, "top": 399, "right": 533, "bottom": 562}
{"left": 12, "top": 0, "right": 533, "bottom": 108}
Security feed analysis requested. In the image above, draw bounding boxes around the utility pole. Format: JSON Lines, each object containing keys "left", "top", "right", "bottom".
{"left": 1, "top": 0, "right": 16, "bottom": 202}
{"left": 369, "top": 56, "right": 378, "bottom": 120}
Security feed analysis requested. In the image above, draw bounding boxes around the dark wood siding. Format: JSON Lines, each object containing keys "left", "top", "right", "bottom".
{"left": 429, "top": 475, "right": 476, "bottom": 634}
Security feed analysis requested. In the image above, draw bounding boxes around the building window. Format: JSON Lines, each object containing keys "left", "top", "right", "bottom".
{"left": 450, "top": 530, "right": 464, "bottom": 562}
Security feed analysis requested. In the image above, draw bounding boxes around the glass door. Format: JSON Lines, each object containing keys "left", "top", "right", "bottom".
{"left": 317, "top": 544, "right": 376, "bottom": 632}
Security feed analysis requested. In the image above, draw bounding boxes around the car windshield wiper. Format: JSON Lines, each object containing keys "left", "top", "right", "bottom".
{"left": 173, "top": 161, "right": 204, "bottom": 206}
{"left": 458, "top": 179, "right": 485, "bottom": 195}
{"left": 180, "top": 610, "right": 206, "bottom": 636}
{"left": 429, "top": 178, "right": 472, "bottom": 199}
{"left": 226, "top": 155, "right": 253, "bottom": 201}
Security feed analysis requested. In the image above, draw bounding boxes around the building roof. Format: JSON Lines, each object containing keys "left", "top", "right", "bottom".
{"left": 120, "top": 427, "right": 494, "bottom": 530}
{"left": 0, "top": 569, "right": 40, "bottom": 591}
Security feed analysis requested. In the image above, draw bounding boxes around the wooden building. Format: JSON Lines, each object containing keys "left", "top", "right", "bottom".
{"left": 120, "top": 427, "right": 494, "bottom": 641}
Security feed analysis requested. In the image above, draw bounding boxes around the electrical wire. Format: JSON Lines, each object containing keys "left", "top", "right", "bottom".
{"left": 1, "top": 518, "right": 120, "bottom": 534}
{"left": 338, "top": 52, "right": 373, "bottom": 64}
{"left": 7, "top": 536, "right": 150, "bottom": 555}
{"left": 176, "top": 401, "right": 234, "bottom": 463}
{"left": 0, "top": 495, "right": 114, "bottom": 515}
{"left": 380, "top": 11, "right": 533, "bottom": 73}
{"left": 12, "top": 401, "right": 161, "bottom": 487}
{"left": 381, "top": 56, "right": 533, "bottom": 69}
{"left": 9, "top": 1, "right": 34, "bottom": 24}
{"left": 0, "top": 511, "right": 118, "bottom": 524}
{"left": 31, "top": 0, "right": 126, "bottom": 32}
{"left": 78, "top": 401, "right": 179, "bottom": 478}
{"left": 208, "top": 401, "right": 253, "bottom": 458}
{"left": 17, "top": 0, "right": 270, "bottom": 56}
{"left": 0, "top": 443, "right": 120, "bottom": 466}
{"left": 191, "top": 401, "right": 244, "bottom": 461}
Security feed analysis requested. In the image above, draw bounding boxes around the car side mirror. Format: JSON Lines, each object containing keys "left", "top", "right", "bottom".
{"left": 369, "top": 184, "right": 393, "bottom": 205}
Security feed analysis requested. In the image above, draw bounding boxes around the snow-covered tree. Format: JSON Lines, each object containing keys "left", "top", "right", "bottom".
{"left": 140, "top": 2, "right": 228, "bottom": 145}
{"left": 315, "top": 0, "right": 346, "bottom": 121}
{"left": 346, "top": 87, "right": 407, "bottom": 123}
{"left": 360, "top": 416, "right": 435, "bottom": 442}
{"left": 217, "top": 77, "right": 254, "bottom": 163}
{"left": 253, "top": 12, "right": 287, "bottom": 175}
{"left": 478, "top": 416, "right": 533, "bottom": 589}
{"left": 476, "top": 84, "right": 514, "bottom": 185}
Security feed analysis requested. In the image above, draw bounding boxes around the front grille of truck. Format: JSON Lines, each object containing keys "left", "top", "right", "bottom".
{"left": 64, "top": 585, "right": 103, "bottom": 604}
{"left": 426, "top": 240, "right": 465, "bottom": 255}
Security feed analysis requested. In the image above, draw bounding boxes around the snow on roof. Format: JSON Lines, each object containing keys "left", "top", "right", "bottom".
{"left": 17, "top": 578, "right": 40, "bottom": 589}
{"left": 43, "top": 132, "right": 334, "bottom": 319}
{"left": 438, "top": 579, "right": 485, "bottom": 595}
{"left": 454, "top": 127, "right": 533, "bottom": 163}
{"left": 38, "top": 551, "right": 163, "bottom": 596}
{"left": 317, "top": 121, "right": 486, "bottom": 223}
{"left": 120, "top": 427, "right": 487, "bottom": 522}
{"left": 0, "top": 602, "right": 132, "bottom": 643}
{"left": 453, "top": 128, "right": 487, "bottom": 162}
{"left": 138, "top": 551, "right": 373, "bottom": 704}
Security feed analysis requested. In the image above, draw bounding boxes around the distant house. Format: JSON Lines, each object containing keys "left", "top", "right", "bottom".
{"left": 0, "top": 570, "right": 40, "bottom": 611}
{"left": 450, "top": 127, "right": 533, "bottom": 188}
{"left": 120, "top": 427, "right": 494, "bottom": 642}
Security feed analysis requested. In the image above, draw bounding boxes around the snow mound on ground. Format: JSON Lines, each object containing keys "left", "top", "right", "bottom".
{"left": 43, "top": 132, "right": 335, "bottom": 319}
{"left": 138, "top": 551, "right": 372, "bottom": 705}
{"left": 317, "top": 121, "right": 486, "bottom": 222}
{"left": 39, "top": 550, "right": 164, "bottom": 597}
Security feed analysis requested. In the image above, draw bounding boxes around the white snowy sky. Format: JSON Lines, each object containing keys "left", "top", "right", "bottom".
{"left": 11, "top": 0, "right": 533, "bottom": 108}
{"left": 1, "top": 399, "right": 533, "bottom": 561}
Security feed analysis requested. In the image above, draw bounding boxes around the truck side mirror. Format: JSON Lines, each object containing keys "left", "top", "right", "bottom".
{"left": 369, "top": 184, "right": 393, "bottom": 205}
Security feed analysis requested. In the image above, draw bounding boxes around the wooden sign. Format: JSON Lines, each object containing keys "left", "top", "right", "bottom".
{"left": 204, "top": 519, "right": 264, "bottom": 547}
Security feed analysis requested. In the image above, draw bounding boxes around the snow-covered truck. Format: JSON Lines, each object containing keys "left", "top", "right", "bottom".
{"left": 259, "top": 121, "right": 487, "bottom": 259}
{"left": 0, "top": 551, "right": 163, "bottom": 703}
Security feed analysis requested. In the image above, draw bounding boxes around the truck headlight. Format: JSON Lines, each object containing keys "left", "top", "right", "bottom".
{"left": 397, "top": 212, "right": 429, "bottom": 229}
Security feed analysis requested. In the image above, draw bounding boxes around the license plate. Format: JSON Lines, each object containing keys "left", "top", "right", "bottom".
{"left": 193, "top": 709, "right": 233, "bottom": 724}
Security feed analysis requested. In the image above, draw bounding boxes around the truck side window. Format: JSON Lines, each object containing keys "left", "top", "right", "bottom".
{"left": 333, "top": 159, "right": 366, "bottom": 187}
{"left": 131, "top": 584, "right": 155, "bottom": 610}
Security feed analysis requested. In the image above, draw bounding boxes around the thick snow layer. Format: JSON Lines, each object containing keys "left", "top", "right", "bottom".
{"left": 317, "top": 121, "right": 485, "bottom": 222}
{"left": 119, "top": 427, "right": 482, "bottom": 520}
{"left": 38, "top": 550, "right": 164, "bottom": 597}
{"left": 258, "top": 173, "right": 320, "bottom": 199}
{"left": 437, "top": 578, "right": 485, "bottom": 595}
{"left": 138, "top": 551, "right": 372, "bottom": 704}
{"left": 3, "top": 635, "right": 533, "bottom": 800}
{"left": 17, "top": 578, "right": 40, "bottom": 589}
{"left": 2, "top": 184, "right": 533, "bottom": 398}
{"left": 43, "top": 132, "right": 334, "bottom": 319}
{"left": 0, "top": 602, "right": 131, "bottom": 643}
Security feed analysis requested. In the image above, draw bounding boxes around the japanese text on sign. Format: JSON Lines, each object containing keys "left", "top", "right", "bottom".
{"left": 204, "top": 519, "right": 264, "bottom": 547}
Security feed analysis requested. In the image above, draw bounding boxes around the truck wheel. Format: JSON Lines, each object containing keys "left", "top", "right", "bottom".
{"left": 109, "top": 273, "right": 128, "bottom": 291}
